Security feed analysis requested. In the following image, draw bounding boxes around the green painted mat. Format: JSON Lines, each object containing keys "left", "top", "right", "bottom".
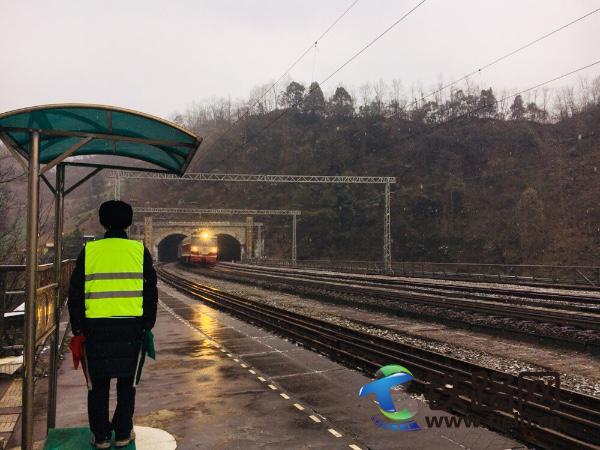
{"left": 44, "top": 428, "right": 135, "bottom": 449}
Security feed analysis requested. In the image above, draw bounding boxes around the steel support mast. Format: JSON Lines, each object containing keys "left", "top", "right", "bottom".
{"left": 292, "top": 213, "right": 297, "bottom": 265}
{"left": 384, "top": 181, "right": 392, "bottom": 272}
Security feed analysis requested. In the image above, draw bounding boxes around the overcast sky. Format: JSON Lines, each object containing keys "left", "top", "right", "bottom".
{"left": 1, "top": 0, "right": 599, "bottom": 118}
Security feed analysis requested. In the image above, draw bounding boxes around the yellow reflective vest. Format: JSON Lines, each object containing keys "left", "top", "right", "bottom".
{"left": 84, "top": 238, "right": 144, "bottom": 318}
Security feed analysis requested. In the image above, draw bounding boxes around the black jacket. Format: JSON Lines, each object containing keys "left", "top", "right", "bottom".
{"left": 67, "top": 230, "right": 158, "bottom": 379}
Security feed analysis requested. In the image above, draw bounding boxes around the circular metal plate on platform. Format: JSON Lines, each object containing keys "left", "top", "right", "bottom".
{"left": 133, "top": 426, "right": 176, "bottom": 450}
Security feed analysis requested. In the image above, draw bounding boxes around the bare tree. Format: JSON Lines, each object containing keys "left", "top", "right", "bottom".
{"left": 372, "top": 79, "right": 388, "bottom": 114}
{"left": 591, "top": 75, "right": 600, "bottom": 105}
{"left": 358, "top": 82, "right": 373, "bottom": 107}
{"left": 541, "top": 87, "right": 550, "bottom": 121}
{"left": 0, "top": 148, "right": 25, "bottom": 263}
{"left": 389, "top": 79, "right": 408, "bottom": 117}
{"left": 554, "top": 86, "right": 577, "bottom": 120}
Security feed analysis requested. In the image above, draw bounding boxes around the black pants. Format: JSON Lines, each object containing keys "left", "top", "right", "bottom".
{"left": 88, "top": 377, "right": 135, "bottom": 440}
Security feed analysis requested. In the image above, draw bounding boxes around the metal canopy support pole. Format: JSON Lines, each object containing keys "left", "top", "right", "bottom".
{"left": 292, "top": 214, "right": 297, "bottom": 265}
{"left": 22, "top": 131, "right": 40, "bottom": 450}
{"left": 47, "top": 163, "right": 65, "bottom": 430}
{"left": 384, "top": 182, "right": 392, "bottom": 273}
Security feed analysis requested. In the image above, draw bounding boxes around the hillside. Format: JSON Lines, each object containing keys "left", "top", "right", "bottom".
{"left": 121, "top": 91, "right": 600, "bottom": 265}
{"left": 2, "top": 86, "right": 599, "bottom": 265}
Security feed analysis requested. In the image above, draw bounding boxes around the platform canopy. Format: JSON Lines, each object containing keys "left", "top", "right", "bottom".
{"left": 0, "top": 103, "right": 202, "bottom": 174}
{"left": 0, "top": 103, "right": 204, "bottom": 449}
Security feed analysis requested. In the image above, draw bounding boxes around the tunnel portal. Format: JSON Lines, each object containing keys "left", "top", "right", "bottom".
{"left": 158, "top": 233, "right": 186, "bottom": 262}
{"left": 217, "top": 234, "right": 241, "bottom": 261}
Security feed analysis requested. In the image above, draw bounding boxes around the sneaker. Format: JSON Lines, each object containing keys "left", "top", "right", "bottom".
{"left": 114, "top": 430, "right": 136, "bottom": 448}
{"left": 90, "top": 434, "right": 111, "bottom": 449}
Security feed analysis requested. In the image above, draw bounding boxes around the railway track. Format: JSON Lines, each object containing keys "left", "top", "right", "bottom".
{"left": 248, "top": 261, "right": 600, "bottom": 291}
{"left": 219, "top": 263, "right": 600, "bottom": 306}
{"left": 211, "top": 263, "right": 600, "bottom": 332}
{"left": 157, "top": 265, "right": 600, "bottom": 450}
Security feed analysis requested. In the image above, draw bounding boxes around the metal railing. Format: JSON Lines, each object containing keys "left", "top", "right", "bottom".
{"left": 242, "top": 259, "right": 600, "bottom": 287}
{"left": 0, "top": 260, "right": 75, "bottom": 357}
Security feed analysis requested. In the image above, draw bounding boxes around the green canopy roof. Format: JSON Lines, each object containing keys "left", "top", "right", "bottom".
{"left": 0, "top": 104, "right": 202, "bottom": 174}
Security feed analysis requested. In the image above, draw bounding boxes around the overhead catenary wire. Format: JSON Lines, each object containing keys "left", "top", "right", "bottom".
{"left": 211, "top": 1, "right": 599, "bottom": 171}
{"left": 205, "top": 0, "right": 429, "bottom": 171}
{"left": 287, "top": 59, "right": 600, "bottom": 193}
{"left": 276, "top": 6, "right": 600, "bottom": 158}
{"left": 206, "top": 2, "right": 596, "bottom": 175}
{"left": 320, "top": 0, "right": 428, "bottom": 86}
{"left": 367, "top": 59, "right": 600, "bottom": 191}
{"left": 205, "top": 0, "right": 361, "bottom": 151}
{"left": 394, "top": 58, "right": 600, "bottom": 145}
{"left": 406, "top": 6, "right": 600, "bottom": 110}
{"left": 322, "top": 56, "right": 600, "bottom": 161}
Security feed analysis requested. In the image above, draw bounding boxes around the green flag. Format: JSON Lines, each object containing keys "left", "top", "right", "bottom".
{"left": 135, "top": 330, "right": 156, "bottom": 385}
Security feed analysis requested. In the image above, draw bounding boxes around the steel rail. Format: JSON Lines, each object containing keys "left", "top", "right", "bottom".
{"left": 248, "top": 259, "right": 600, "bottom": 290}
{"left": 211, "top": 264, "right": 600, "bottom": 331}
{"left": 218, "top": 263, "right": 600, "bottom": 308}
{"left": 157, "top": 266, "right": 600, "bottom": 450}
{"left": 220, "top": 263, "right": 600, "bottom": 302}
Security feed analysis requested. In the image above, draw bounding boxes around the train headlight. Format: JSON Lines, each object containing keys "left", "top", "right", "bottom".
{"left": 191, "top": 246, "right": 199, "bottom": 252}
{"left": 200, "top": 232, "right": 210, "bottom": 240}
{"left": 211, "top": 247, "right": 218, "bottom": 253}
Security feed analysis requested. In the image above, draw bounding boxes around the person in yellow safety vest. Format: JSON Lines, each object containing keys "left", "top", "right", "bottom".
{"left": 68, "top": 200, "right": 158, "bottom": 449}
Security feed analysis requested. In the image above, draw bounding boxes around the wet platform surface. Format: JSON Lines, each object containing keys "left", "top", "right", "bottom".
{"left": 55, "top": 282, "right": 524, "bottom": 449}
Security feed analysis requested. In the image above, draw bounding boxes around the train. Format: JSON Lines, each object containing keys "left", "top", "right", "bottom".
{"left": 178, "top": 229, "right": 218, "bottom": 267}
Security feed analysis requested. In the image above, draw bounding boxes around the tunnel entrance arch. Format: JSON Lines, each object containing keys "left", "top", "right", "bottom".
{"left": 158, "top": 233, "right": 186, "bottom": 262}
{"left": 217, "top": 234, "right": 242, "bottom": 261}
{"left": 134, "top": 219, "right": 266, "bottom": 261}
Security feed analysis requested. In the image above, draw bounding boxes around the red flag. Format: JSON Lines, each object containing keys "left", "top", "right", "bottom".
{"left": 69, "top": 334, "right": 90, "bottom": 388}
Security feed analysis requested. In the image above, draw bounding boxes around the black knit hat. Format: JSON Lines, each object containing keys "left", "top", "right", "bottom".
{"left": 99, "top": 200, "right": 133, "bottom": 230}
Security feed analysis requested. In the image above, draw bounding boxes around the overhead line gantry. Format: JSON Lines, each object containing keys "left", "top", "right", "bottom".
{"left": 114, "top": 171, "right": 395, "bottom": 271}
